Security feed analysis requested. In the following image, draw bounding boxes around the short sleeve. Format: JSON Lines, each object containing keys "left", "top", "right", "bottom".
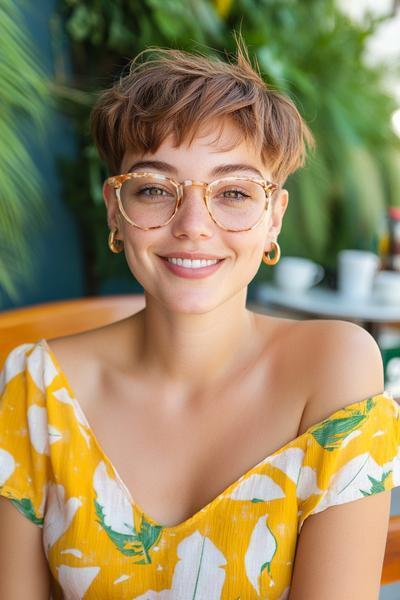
{"left": 297, "top": 392, "right": 400, "bottom": 534}
{"left": 0, "top": 342, "right": 52, "bottom": 527}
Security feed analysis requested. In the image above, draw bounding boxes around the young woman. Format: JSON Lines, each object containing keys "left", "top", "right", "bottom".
{"left": 1, "top": 40, "right": 399, "bottom": 600}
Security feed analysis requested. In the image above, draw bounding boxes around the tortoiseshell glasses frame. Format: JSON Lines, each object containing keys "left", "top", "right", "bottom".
{"left": 106, "top": 171, "right": 279, "bottom": 232}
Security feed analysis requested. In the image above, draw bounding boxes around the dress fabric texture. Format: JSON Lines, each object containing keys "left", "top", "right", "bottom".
{"left": 1, "top": 339, "right": 400, "bottom": 599}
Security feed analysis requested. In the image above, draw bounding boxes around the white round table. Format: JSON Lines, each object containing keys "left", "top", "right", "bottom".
{"left": 252, "top": 283, "right": 400, "bottom": 340}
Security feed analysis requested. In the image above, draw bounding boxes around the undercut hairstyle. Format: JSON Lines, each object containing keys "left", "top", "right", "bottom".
{"left": 91, "top": 36, "right": 314, "bottom": 185}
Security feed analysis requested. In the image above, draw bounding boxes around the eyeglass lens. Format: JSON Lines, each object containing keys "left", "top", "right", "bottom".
{"left": 119, "top": 174, "right": 267, "bottom": 230}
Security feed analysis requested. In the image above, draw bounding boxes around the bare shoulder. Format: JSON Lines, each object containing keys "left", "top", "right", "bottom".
{"left": 296, "top": 319, "right": 385, "bottom": 435}
{"left": 45, "top": 329, "right": 100, "bottom": 375}
{"left": 44, "top": 317, "right": 136, "bottom": 404}
{"left": 45, "top": 314, "right": 135, "bottom": 365}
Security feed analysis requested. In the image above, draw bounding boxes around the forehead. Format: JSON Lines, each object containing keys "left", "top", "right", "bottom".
{"left": 121, "top": 118, "right": 269, "bottom": 177}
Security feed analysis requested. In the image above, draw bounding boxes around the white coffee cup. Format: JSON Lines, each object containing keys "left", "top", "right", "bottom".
{"left": 337, "top": 250, "right": 380, "bottom": 300}
{"left": 373, "top": 270, "right": 400, "bottom": 304}
{"left": 274, "top": 256, "right": 325, "bottom": 292}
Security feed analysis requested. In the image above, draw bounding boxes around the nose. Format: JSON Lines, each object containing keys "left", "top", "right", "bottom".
{"left": 170, "top": 183, "right": 214, "bottom": 239}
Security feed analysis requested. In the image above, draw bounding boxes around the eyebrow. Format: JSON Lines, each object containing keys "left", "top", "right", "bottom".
{"left": 125, "top": 160, "right": 265, "bottom": 179}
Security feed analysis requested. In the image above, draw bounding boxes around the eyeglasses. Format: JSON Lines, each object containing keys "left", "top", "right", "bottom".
{"left": 106, "top": 172, "right": 278, "bottom": 232}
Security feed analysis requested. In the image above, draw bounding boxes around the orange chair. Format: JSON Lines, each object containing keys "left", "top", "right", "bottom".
{"left": 0, "top": 294, "right": 145, "bottom": 366}
{"left": 382, "top": 515, "right": 400, "bottom": 584}
{"left": 0, "top": 294, "right": 399, "bottom": 584}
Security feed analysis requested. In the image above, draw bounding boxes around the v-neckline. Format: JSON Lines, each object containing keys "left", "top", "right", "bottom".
{"left": 39, "top": 337, "right": 378, "bottom": 534}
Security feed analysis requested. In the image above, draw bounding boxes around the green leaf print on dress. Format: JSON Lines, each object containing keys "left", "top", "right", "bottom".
{"left": 93, "top": 461, "right": 162, "bottom": 564}
{"left": 309, "top": 397, "right": 375, "bottom": 451}
{"left": 310, "top": 452, "right": 389, "bottom": 515}
{"left": 134, "top": 530, "right": 227, "bottom": 599}
{"left": 9, "top": 496, "right": 44, "bottom": 525}
{"left": 360, "top": 470, "right": 391, "bottom": 496}
{"left": 94, "top": 500, "right": 162, "bottom": 563}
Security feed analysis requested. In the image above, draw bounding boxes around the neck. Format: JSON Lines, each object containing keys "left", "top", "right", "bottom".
{"left": 131, "top": 291, "right": 263, "bottom": 390}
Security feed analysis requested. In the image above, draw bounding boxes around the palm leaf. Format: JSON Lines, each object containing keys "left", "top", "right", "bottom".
{"left": 0, "top": 1, "right": 49, "bottom": 305}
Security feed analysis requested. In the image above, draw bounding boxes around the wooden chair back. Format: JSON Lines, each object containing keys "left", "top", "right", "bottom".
{"left": 382, "top": 515, "right": 400, "bottom": 584}
{"left": 0, "top": 295, "right": 145, "bottom": 366}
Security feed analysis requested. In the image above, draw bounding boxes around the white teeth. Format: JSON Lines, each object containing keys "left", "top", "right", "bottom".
{"left": 167, "top": 257, "right": 219, "bottom": 268}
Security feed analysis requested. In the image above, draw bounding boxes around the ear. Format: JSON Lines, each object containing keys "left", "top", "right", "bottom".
{"left": 103, "top": 181, "right": 123, "bottom": 235}
{"left": 264, "top": 188, "right": 289, "bottom": 251}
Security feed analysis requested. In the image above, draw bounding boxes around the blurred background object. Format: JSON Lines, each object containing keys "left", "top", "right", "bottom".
{"left": 0, "top": 0, "right": 50, "bottom": 302}
{"left": 0, "top": 294, "right": 145, "bottom": 365}
{"left": 0, "top": 0, "right": 84, "bottom": 309}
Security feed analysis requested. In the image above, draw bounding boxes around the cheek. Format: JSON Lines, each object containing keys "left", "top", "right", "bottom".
{"left": 122, "top": 228, "right": 155, "bottom": 257}
{"left": 119, "top": 230, "right": 154, "bottom": 275}
{"left": 232, "top": 231, "right": 266, "bottom": 262}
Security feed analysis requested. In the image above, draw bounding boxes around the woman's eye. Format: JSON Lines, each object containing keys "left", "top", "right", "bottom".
{"left": 141, "top": 187, "right": 164, "bottom": 195}
{"left": 221, "top": 189, "right": 249, "bottom": 199}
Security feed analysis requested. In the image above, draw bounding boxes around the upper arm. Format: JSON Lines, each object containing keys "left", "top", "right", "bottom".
{"left": 290, "top": 320, "right": 388, "bottom": 599}
{"left": 290, "top": 489, "right": 391, "bottom": 599}
{"left": 0, "top": 496, "right": 51, "bottom": 599}
{"left": 0, "top": 342, "right": 52, "bottom": 597}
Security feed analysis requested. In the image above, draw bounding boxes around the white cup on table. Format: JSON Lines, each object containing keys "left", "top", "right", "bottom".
{"left": 337, "top": 250, "right": 380, "bottom": 300}
{"left": 373, "top": 270, "right": 400, "bottom": 304}
{"left": 274, "top": 256, "right": 325, "bottom": 292}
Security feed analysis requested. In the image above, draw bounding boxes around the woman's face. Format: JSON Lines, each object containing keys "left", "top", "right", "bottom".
{"left": 103, "top": 119, "right": 289, "bottom": 314}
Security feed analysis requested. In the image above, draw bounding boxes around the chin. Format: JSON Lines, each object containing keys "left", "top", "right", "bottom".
{"left": 157, "top": 290, "right": 224, "bottom": 315}
{"left": 167, "top": 299, "right": 219, "bottom": 315}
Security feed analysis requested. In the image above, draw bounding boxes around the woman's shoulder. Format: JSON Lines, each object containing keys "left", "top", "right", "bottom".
{"left": 252, "top": 311, "right": 376, "bottom": 347}
{"left": 302, "top": 318, "right": 383, "bottom": 399}
{"left": 255, "top": 313, "right": 382, "bottom": 381}
{"left": 293, "top": 318, "right": 385, "bottom": 435}
{"left": 47, "top": 317, "right": 135, "bottom": 368}
{"left": 42, "top": 317, "right": 139, "bottom": 411}
{"left": 252, "top": 314, "right": 384, "bottom": 434}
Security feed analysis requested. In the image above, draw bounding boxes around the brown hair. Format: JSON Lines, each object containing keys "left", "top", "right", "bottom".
{"left": 91, "top": 36, "right": 314, "bottom": 185}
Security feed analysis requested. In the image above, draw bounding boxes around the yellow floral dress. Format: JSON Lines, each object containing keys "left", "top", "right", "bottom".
{"left": 1, "top": 339, "right": 399, "bottom": 599}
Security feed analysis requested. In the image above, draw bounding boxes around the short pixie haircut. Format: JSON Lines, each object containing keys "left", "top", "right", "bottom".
{"left": 91, "top": 40, "right": 314, "bottom": 185}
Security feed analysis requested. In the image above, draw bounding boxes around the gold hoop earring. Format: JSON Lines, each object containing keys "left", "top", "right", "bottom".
{"left": 108, "top": 228, "right": 124, "bottom": 254}
{"left": 262, "top": 241, "right": 281, "bottom": 265}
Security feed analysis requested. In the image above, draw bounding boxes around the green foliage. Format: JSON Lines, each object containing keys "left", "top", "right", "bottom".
{"left": 0, "top": 1, "right": 50, "bottom": 303}
{"left": 55, "top": 0, "right": 400, "bottom": 291}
